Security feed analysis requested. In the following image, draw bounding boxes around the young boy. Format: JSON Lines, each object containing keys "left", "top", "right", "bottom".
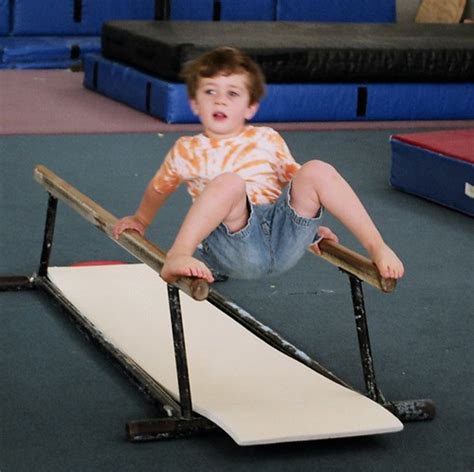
{"left": 113, "top": 47, "right": 404, "bottom": 284}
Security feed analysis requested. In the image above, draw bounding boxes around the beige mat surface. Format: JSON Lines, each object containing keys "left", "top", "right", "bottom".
{"left": 48, "top": 263, "right": 403, "bottom": 445}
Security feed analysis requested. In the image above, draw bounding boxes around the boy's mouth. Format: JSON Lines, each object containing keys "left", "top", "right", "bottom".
{"left": 213, "top": 112, "right": 227, "bottom": 120}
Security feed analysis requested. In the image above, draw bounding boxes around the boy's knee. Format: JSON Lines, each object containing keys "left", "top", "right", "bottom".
{"left": 211, "top": 173, "right": 246, "bottom": 194}
{"left": 297, "top": 160, "right": 338, "bottom": 183}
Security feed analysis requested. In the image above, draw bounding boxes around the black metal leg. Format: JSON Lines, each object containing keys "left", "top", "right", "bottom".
{"left": 126, "top": 284, "right": 217, "bottom": 441}
{"left": 167, "top": 284, "right": 193, "bottom": 419}
{"left": 385, "top": 399, "right": 436, "bottom": 422}
{"left": 0, "top": 194, "right": 57, "bottom": 291}
{"left": 347, "top": 272, "right": 436, "bottom": 421}
{"left": 0, "top": 275, "right": 34, "bottom": 291}
{"left": 348, "top": 273, "right": 385, "bottom": 403}
{"left": 38, "top": 194, "right": 58, "bottom": 277}
{"left": 127, "top": 416, "right": 216, "bottom": 442}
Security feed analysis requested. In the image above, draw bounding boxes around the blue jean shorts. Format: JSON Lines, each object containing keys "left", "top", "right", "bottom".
{"left": 198, "top": 185, "right": 323, "bottom": 279}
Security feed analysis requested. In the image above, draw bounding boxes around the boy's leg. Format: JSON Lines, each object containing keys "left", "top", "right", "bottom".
{"left": 161, "top": 173, "right": 249, "bottom": 283}
{"left": 290, "top": 160, "right": 404, "bottom": 279}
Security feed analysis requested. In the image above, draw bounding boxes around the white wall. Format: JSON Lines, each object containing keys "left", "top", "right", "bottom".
{"left": 396, "top": 0, "right": 473, "bottom": 22}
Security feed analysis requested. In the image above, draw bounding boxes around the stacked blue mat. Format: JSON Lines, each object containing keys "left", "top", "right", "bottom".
{"left": 84, "top": 53, "right": 474, "bottom": 124}
{"left": 82, "top": 0, "right": 474, "bottom": 123}
{"left": 0, "top": 0, "right": 156, "bottom": 69}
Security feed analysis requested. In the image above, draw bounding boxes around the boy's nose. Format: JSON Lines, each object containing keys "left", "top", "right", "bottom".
{"left": 214, "top": 92, "right": 226, "bottom": 104}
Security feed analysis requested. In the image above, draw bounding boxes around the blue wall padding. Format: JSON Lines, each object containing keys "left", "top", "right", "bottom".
{"left": 220, "top": 0, "right": 276, "bottom": 20}
{"left": 365, "top": 84, "right": 474, "bottom": 120}
{"left": 12, "top": 0, "right": 155, "bottom": 35}
{"left": 170, "top": 0, "right": 275, "bottom": 20}
{"left": 276, "top": 0, "right": 396, "bottom": 22}
{"left": 0, "top": 0, "right": 10, "bottom": 35}
{"left": 1, "top": 37, "right": 100, "bottom": 67}
{"left": 390, "top": 138, "right": 474, "bottom": 217}
{"left": 83, "top": 54, "right": 474, "bottom": 123}
{"left": 170, "top": 0, "right": 214, "bottom": 20}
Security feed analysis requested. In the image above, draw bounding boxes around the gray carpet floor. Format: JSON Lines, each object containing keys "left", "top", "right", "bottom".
{"left": 1, "top": 130, "right": 472, "bottom": 471}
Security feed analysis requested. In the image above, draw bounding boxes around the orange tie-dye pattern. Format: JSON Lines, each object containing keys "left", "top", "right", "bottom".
{"left": 221, "top": 143, "right": 241, "bottom": 169}
{"left": 151, "top": 126, "right": 301, "bottom": 205}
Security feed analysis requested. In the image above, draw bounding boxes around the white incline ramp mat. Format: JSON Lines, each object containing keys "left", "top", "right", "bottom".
{"left": 48, "top": 264, "right": 403, "bottom": 445}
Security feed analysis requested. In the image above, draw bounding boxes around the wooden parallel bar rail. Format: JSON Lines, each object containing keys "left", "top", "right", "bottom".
{"left": 309, "top": 242, "right": 396, "bottom": 293}
{"left": 34, "top": 165, "right": 395, "bottom": 299}
{"left": 34, "top": 165, "right": 209, "bottom": 301}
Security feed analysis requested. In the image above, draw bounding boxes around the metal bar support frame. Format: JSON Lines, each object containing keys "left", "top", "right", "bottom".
{"left": 0, "top": 166, "right": 436, "bottom": 443}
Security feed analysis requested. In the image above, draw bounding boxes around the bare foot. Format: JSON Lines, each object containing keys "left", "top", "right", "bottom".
{"left": 309, "top": 225, "right": 339, "bottom": 255}
{"left": 161, "top": 254, "right": 214, "bottom": 284}
{"left": 369, "top": 243, "right": 404, "bottom": 280}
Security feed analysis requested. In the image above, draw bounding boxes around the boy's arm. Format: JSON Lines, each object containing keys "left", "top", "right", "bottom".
{"left": 113, "top": 180, "right": 171, "bottom": 238}
{"left": 135, "top": 180, "right": 170, "bottom": 227}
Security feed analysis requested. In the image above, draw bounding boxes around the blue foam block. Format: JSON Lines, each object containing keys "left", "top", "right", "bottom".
{"left": 83, "top": 54, "right": 474, "bottom": 123}
{"left": 12, "top": 0, "right": 155, "bottom": 35}
{"left": 276, "top": 0, "right": 395, "bottom": 22}
{"left": 258, "top": 84, "right": 357, "bottom": 122}
{"left": 83, "top": 54, "right": 359, "bottom": 123}
{"left": 84, "top": 53, "right": 152, "bottom": 113}
{"left": 366, "top": 84, "right": 474, "bottom": 120}
{"left": 84, "top": 54, "right": 194, "bottom": 119}
{"left": 390, "top": 135, "right": 474, "bottom": 216}
{"left": 0, "top": 0, "right": 10, "bottom": 35}
{"left": 1, "top": 37, "right": 100, "bottom": 68}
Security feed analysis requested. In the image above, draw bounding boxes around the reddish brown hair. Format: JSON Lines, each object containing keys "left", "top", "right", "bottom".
{"left": 181, "top": 47, "right": 266, "bottom": 105}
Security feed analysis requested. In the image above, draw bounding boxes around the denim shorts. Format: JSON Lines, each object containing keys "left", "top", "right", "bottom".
{"left": 198, "top": 185, "right": 323, "bottom": 279}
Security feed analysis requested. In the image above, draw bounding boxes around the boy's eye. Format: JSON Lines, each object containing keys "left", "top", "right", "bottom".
{"left": 228, "top": 91, "right": 240, "bottom": 98}
{"left": 204, "top": 89, "right": 216, "bottom": 95}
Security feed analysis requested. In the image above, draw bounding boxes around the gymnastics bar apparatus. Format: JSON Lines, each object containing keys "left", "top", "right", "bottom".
{"left": 0, "top": 165, "right": 435, "bottom": 442}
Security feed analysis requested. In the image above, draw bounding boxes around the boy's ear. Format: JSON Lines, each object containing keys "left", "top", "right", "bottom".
{"left": 245, "top": 102, "right": 259, "bottom": 120}
{"left": 189, "top": 98, "right": 199, "bottom": 116}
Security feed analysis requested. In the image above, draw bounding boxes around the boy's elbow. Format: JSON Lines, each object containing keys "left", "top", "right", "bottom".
{"left": 148, "top": 180, "right": 163, "bottom": 194}
{"left": 150, "top": 181, "right": 174, "bottom": 199}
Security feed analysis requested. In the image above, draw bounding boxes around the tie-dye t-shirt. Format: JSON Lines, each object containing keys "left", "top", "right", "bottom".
{"left": 151, "top": 126, "right": 300, "bottom": 205}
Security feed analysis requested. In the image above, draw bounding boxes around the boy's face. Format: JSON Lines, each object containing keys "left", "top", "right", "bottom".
{"left": 190, "top": 73, "right": 259, "bottom": 140}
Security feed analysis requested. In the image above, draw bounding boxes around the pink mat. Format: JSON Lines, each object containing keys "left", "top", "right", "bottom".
{"left": 0, "top": 70, "right": 201, "bottom": 136}
{"left": 1, "top": 70, "right": 474, "bottom": 136}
